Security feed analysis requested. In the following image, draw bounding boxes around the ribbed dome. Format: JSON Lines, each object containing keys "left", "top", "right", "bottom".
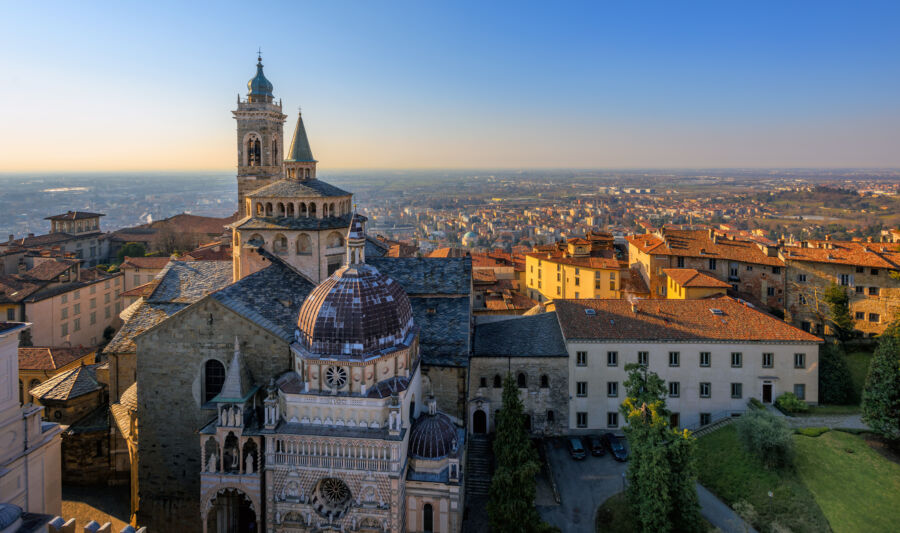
{"left": 408, "top": 413, "right": 459, "bottom": 459}
{"left": 247, "top": 58, "right": 274, "bottom": 100}
{"left": 297, "top": 264, "right": 415, "bottom": 358}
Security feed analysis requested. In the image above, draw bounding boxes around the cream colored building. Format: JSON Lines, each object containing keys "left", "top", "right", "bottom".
{"left": 553, "top": 298, "right": 821, "bottom": 431}
{"left": 0, "top": 322, "right": 62, "bottom": 518}
{"left": 24, "top": 273, "right": 124, "bottom": 347}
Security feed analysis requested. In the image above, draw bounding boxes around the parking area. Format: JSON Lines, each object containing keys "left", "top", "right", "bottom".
{"left": 537, "top": 436, "right": 629, "bottom": 533}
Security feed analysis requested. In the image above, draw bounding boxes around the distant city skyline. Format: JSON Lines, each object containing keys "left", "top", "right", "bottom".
{"left": 2, "top": 0, "right": 899, "bottom": 171}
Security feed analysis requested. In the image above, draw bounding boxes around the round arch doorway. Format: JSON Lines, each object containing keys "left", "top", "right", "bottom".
{"left": 205, "top": 488, "right": 256, "bottom": 533}
{"left": 473, "top": 409, "right": 487, "bottom": 434}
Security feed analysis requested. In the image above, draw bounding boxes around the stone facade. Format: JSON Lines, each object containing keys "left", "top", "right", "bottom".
{"left": 421, "top": 366, "right": 467, "bottom": 422}
{"left": 135, "top": 298, "right": 292, "bottom": 532}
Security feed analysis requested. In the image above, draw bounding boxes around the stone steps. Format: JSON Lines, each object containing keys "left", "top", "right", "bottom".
{"left": 466, "top": 435, "right": 493, "bottom": 496}
{"left": 693, "top": 417, "right": 735, "bottom": 438}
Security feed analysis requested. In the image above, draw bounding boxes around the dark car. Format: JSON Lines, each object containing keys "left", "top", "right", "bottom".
{"left": 588, "top": 435, "right": 606, "bottom": 457}
{"left": 567, "top": 437, "right": 587, "bottom": 460}
{"left": 603, "top": 432, "right": 628, "bottom": 461}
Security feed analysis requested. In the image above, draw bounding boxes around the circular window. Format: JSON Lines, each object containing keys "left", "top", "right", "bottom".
{"left": 54, "top": 410, "right": 62, "bottom": 420}
{"left": 325, "top": 366, "right": 348, "bottom": 389}
{"left": 312, "top": 477, "right": 352, "bottom": 519}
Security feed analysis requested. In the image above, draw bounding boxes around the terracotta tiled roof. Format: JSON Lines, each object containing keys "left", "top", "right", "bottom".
{"left": 427, "top": 247, "right": 469, "bottom": 258}
{"left": 18, "top": 346, "right": 93, "bottom": 371}
{"left": 663, "top": 268, "right": 731, "bottom": 288}
{"left": 120, "top": 256, "right": 172, "bottom": 270}
{"left": 525, "top": 250, "right": 625, "bottom": 270}
{"left": 45, "top": 211, "right": 104, "bottom": 221}
{"left": 621, "top": 269, "right": 650, "bottom": 295}
{"left": 23, "top": 259, "right": 78, "bottom": 281}
{"left": 0, "top": 276, "right": 42, "bottom": 303}
{"left": 627, "top": 230, "right": 784, "bottom": 267}
{"left": 555, "top": 297, "right": 821, "bottom": 343}
{"left": 781, "top": 240, "right": 900, "bottom": 269}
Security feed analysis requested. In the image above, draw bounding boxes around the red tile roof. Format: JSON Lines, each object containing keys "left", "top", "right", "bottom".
{"left": 663, "top": 268, "right": 731, "bottom": 288}
{"left": 781, "top": 240, "right": 900, "bottom": 269}
{"left": 427, "top": 247, "right": 469, "bottom": 258}
{"left": 18, "top": 346, "right": 94, "bottom": 371}
{"left": 627, "top": 229, "right": 784, "bottom": 267}
{"left": 526, "top": 250, "right": 625, "bottom": 270}
{"left": 555, "top": 297, "right": 821, "bottom": 343}
{"left": 120, "top": 256, "right": 172, "bottom": 270}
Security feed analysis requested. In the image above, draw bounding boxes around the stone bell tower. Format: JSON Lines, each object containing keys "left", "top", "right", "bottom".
{"left": 234, "top": 53, "right": 287, "bottom": 217}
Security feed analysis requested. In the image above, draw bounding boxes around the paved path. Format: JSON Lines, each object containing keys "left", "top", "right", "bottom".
{"left": 696, "top": 483, "right": 758, "bottom": 533}
{"left": 766, "top": 404, "right": 869, "bottom": 430}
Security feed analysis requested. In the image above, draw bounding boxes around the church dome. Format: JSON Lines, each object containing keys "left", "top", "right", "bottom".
{"left": 297, "top": 264, "right": 415, "bottom": 358}
{"left": 408, "top": 412, "right": 459, "bottom": 459}
{"left": 247, "top": 57, "right": 274, "bottom": 100}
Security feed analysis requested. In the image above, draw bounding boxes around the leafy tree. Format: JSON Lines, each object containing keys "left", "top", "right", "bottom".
{"left": 622, "top": 363, "right": 668, "bottom": 413}
{"left": 818, "top": 341, "right": 854, "bottom": 404}
{"left": 823, "top": 283, "right": 855, "bottom": 342}
{"left": 862, "top": 335, "right": 900, "bottom": 443}
{"left": 734, "top": 409, "right": 794, "bottom": 468}
{"left": 488, "top": 374, "right": 549, "bottom": 533}
{"left": 621, "top": 399, "right": 703, "bottom": 533}
{"left": 117, "top": 242, "right": 147, "bottom": 263}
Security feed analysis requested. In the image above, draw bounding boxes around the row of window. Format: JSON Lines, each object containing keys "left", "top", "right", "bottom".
{"left": 576, "top": 412, "right": 619, "bottom": 428}
{"left": 574, "top": 381, "right": 806, "bottom": 400}
{"left": 59, "top": 280, "right": 120, "bottom": 304}
{"left": 575, "top": 350, "right": 807, "bottom": 369}
{"left": 59, "top": 303, "right": 120, "bottom": 337}
{"left": 479, "top": 373, "right": 551, "bottom": 389}
{"left": 673, "top": 256, "right": 781, "bottom": 274}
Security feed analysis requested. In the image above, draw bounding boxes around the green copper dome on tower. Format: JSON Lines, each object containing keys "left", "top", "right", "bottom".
{"left": 247, "top": 54, "right": 274, "bottom": 102}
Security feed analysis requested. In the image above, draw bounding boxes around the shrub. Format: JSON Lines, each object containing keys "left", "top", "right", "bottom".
{"left": 862, "top": 334, "right": 900, "bottom": 443}
{"left": 748, "top": 398, "right": 765, "bottom": 410}
{"left": 818, "top": 342, "right": 854, "bottom": 404}
{"left": 775, "top": 392, "right": 809, "bottom": 414}
{"left": 795, "top": 427, "right": 829, "bottom": 437}
{"left": 735, "top": 409, "right": 794, "bottom": 468}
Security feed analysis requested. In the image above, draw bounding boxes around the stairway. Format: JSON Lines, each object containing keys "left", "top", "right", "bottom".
{"left": 692, "top": 416, "right": 735, "bottom": 438}
{"left": 466, "top": 434, "right": 493, "bottom": 496}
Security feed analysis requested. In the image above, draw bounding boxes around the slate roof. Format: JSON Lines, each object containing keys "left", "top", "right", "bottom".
{"left": 368, "top": 257, "right": 472, "bottom": 295}
{"left": 663, "top": 268, "right": 731, "bottom": 288}
{"left": 103, "top": 302, "right": 185, "bottom": 354}
{"left": 473, "top": 313, "right": 567, "bottom": 357}
{"left": 145, "top": 260, "right": 232, "bottom": 304}
{"left": 210, "top": 258, "right": 315, "bottom": 342}
{"left": 45, "top": 211, "right": 104, "bottom": 221}
{"left": 408, "top": 297, "right": 470, "bottom": 367}
{"left": 554, "top": 297, "right": 822, "bottom": 343}
{"left": 408, "top": 412, "right": 461, "bottom": 459}
{"left": 110, "top": 383, "right": 137, "bottom": 442}
{"left": 235, "top": 213, "right": 353, "bottom": 232}
{"left": 365, "top": 236, "right": 390, "bottom": 258}
{"left": 246, "top": 179, "right": 349, "bottom": 199}
{"left": 66, "top": 405, "right": 109, "bottom": 435}
{"left": 18, "top": 346, "right": 93, "bottom": 371}
{"left": 286, "top": 113, "right": 316, "bottom": 162}
{"left": 29, "top": 364, "right": 101, "bottom": 401}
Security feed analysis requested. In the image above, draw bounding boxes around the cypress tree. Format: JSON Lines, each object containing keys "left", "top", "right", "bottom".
{"left": 862, "top": 335, "right": 900, "bottom": 443}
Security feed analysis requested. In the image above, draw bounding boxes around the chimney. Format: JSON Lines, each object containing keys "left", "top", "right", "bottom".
{"left": 708, "top": 228, "right": 714, "bottom": 239}
{"left": 825, "top": 234, "right": 831, "bottom": 241}
{"left": 27, "top": 233, "right": 34, "bottom": 238}
{"left": 867, "top": 236, "right": 873, "bottom": 243}
{"left": 7, "top": 234, "right": 12, "bottom": 242}
{"left": 17, "top": 262, "right": 26, "bottom": 274}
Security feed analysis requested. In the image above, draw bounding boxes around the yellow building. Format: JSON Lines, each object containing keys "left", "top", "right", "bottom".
{"left": 18, "top": 346, "right": 96, "bottom": 404}
{"left": 525, "top": 238, "right": 627, "bottom": 302}
{"left": 663, "top": 268, "right": 730, "bottom": 299}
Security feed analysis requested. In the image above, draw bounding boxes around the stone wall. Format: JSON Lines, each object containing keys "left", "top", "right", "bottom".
{"left": 135, "top": 297, "right": 292, "bottom": 533}
{"left": 467, "top": 356, "right": 568, "bottom": 435}
{"left": 422, "top": 365, "right": 467, "bottom": 422}
{"left": 61, "top": 428, "right": 109, "bottom": 485}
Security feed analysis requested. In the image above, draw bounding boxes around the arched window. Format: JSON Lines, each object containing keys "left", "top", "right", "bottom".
{"left": 305, "top": 168, "right": 310, "bottom": 179}
{"left": 204, "top": 360, "right": 226, "bottom": 403}
{"left": 540, "top": 374, "right": 549, "bottom": 388}
{"left": 329, "top": 203, "right": 336, "bottom": 217}
{"left": 273, "top": 234, "right": 288, "bottom": 254}
{"left": 256, "top": 203, "right": 263, "bottom": 216}
{"left": 423, "top": 503, "right": 433, "bottom": 533}
{"left": 286, "top": 203, "right": 295, "bottom": 217}
{"left": 309, "top": 203, "right": 317, "bottom": 217}
{"left": 248, "top": 137, "right": 261, "bottom": 167}
{"left": 296, "top": 234, "right": 312, "bottom": 255}
{"left": 479, "top": 377, "right": 487, "bottom": 388}
{"left": 272, "top": 138, "right": 278, "bottom": 163}
{"left": 323, "top": 203, "right": 329, "bottom": 217}
{"left": 247, "top": 234, "right": 264, "bottom": 247}
{"left": 493, "top": 375, "right": 502, "bottom": 388}
{"left": 299, "top": 202, "right": 307, "bottom": 217}
{"left": 327, "top": 232, "right": 344, "bottom": 248}
{"left": 277, "top": 202, "right": 285, "bottom": 217}
{"left": 517, "top": 372, "right": 527, "bottom": 389}
{"left": 265, "top": 203, "right": 273, "bottom": 217}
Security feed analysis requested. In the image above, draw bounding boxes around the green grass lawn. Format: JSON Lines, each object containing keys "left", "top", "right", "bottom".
{"left": 845, "top": 350, "right": 873, "bottom": 403}
{"left": 794, "top": 431, "right": 900, "bottom": 533}
{"left": 802, "top": 404, "right": 861, "bottom": 416}
{"left": 696, "top": 425, "right": 830, "bottom": 532}
{"left": 594, "top": 493, "right": 715, "bottom": 533}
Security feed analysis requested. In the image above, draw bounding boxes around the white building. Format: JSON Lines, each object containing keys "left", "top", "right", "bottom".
{"left": 553, "top": 297, "right": 822, "bottom": 432}
{"left": 0, "top": 322, "right": 62, "bottom": 519}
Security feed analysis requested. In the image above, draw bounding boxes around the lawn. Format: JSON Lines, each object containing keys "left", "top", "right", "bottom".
{"left": 696, "top": 425, "right": 830, "bottom": 532}
{"left": 794, "top": 431, "right": 900, "bottom": 533}
{"left": 594, "top": 492, "right": 716, "bottom": 533}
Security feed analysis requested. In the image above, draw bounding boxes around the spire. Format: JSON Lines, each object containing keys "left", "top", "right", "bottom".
{"left": 346, "top": 211, "right": 366, "bottom": 266}
{"left": 247, "top": 53, "right": 274, "bottom": 103}
{"left": 215, "top": 337, "right": 253, "bottom": 402}
{"left": 286, "top": 111, "right": 316, "bottom": 164}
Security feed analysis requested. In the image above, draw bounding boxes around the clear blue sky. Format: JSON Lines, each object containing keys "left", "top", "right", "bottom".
{"left": 2, "top": 0, "right": 899, "bottom": 170}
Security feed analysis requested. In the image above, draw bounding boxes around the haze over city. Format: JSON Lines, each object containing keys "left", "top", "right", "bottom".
{"left": 2, "top": 0, "right": 900, "bottom": 172}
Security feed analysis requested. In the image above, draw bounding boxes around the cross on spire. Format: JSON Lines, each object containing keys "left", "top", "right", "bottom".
{"left": 257, "top": 47, "right": 263, "bottom": 62}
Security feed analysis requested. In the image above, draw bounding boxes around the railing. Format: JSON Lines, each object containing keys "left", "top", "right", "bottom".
{"left": 271, "top": 453, "right": 393, "bottom": 472}
{"left": 683, "top": 409, "right": 746, "bottom": 434}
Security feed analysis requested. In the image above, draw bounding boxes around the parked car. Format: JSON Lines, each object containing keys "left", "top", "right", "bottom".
{"left": 603, "top": 432, "right": 628, "bottom": 461}
{"left": 567, "top": 437, "right": 587, "bottom": 460}
{"left": 588, "top": 435, "right": 606, "bottom": 456}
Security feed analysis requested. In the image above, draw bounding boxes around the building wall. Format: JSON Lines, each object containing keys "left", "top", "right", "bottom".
{"left": 135, "top": 298, "right": 292, "bottom": 533}
{"left": 19, "top": 351, "right": 95, "bottom": 405}
{"left": 234, "top": 99, "right": 286, "bottom": 217}
{"left": 467, "top": 356, "right": 568, "bottom": 435}
{"left": 406, "top": 482, "right": 462, "bottom": 533}
{"left": 565, "top": 340, "right": 819, "bottom": 432}
{"left": 35, "top": 391, "right": 102, "bottom": 426}
{"left": 26, "top": 274, "right": 123, "bottom": 347}
{"left": 665, "top": 277, "right": 727, "bottom": 300}
{"left": 121, "top": 266, "right": 164, "bottom": 293}
{"left": 784, "top": 259, "right": 900, "bottom": 336}
{"left": 525, "top": 255, "right": 621, "bottom": 302}
{"left": 234, "top": 227, "right": 346, "bottom": 284}
{"left": 61, "top": 427, "right": 109, "bottom": 486}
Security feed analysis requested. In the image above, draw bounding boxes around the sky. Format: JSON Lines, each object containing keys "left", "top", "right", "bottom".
{"left": 2, "top": 0, "right": 899, "bottom": 171}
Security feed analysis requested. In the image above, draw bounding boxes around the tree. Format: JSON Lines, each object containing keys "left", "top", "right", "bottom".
{"left": 823, "top": 283, "right": 855, "bottom": 342}
{"left": 117, "top": 242, "right": 147, "bottom": 263}
{"left": 862, "top": 335, "right": 900, "bottom": 443}
{"left": 818, "top": 341, "right": 854, "bottom": 404}
{"left": 622, "top": 363, "right": 668, "bottom": 414}
{"left": 734, "top": 409, "right": 794, "bottom": 468}
{"left": 488, "top": 373, "right": 546, "bottom": 533}
{"left": 621, "top": 399, "right": 704, "bottom": 533}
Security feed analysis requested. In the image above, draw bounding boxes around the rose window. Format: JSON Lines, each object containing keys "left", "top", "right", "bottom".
{"left": 325, "top": 366, "right": 348, "bottom": 389}
{"left": 312, "top": 477, "right": 352, "bottom": 519}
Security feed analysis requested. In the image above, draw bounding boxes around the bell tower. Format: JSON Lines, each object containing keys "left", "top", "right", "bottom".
{"left": 233, "top": 53, "right": 287, "bottom": 217}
